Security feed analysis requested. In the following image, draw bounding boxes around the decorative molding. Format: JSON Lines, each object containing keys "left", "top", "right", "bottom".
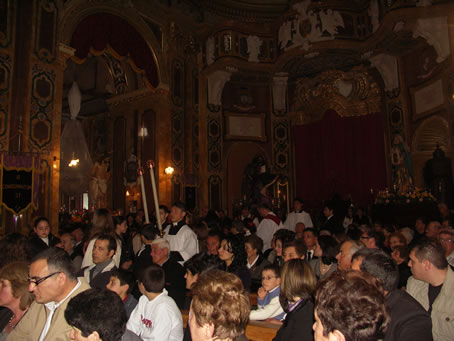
{"left": 171, "top": 110, "right": 184, "bottom": 170}
{"left": 34, "top": 0, "right": 58, "bottom": 63}
{"left": 369, "top": 53, "right": 399, "bottom": 93}
{"left": 412, "top": 16, "right": 450, "bottom": 63}
{"left": 272, "top": 73, "right": 288, "bottom": 115}
{"left": 291, "top": 68, "right": 381, "bottom": 125}
{"left": 0, "top": 0, "right": 14, "bottom": 48}
{"left": 206, "top": 70, "right": 231, "bottom": 109}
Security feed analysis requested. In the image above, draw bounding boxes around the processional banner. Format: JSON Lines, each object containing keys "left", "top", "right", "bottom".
{"left": 0, "top": 152, "right": 40, "bottom": 215}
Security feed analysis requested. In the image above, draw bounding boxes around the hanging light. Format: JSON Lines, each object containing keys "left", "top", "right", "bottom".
{"left": 68, "top": 152, "right": 79, "bottom": 167}
{"left": 165, "top": 166, "right": 174, "bottom": 175}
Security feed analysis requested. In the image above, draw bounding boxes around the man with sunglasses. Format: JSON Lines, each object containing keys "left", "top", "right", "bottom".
{"left": 7, "top": 247, "right": 90, "bottom": 341}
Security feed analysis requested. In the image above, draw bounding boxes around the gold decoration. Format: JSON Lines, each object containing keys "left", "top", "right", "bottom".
{"left": 290, "top": 67, "right": 382, "bottom": 125}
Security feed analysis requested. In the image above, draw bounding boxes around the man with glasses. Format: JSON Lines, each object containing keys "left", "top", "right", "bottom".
{"left": 438, "top": 228, "right": 454, "bottom": 267}
{"left": 7, "top": 247, "right": 90, "bottom": 341}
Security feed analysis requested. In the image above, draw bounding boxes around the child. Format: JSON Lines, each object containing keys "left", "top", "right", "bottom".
{"left": 127, "top": 264, "right": 183, "bottom": 341}
{"left": 106, "top": 268, "right": 138, "bottom": 318}
{"left": 249, "top": 264, "right": 285, "bottom": 321}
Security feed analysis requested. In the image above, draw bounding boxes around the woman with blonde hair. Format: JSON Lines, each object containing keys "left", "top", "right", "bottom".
{"left": 81, "top": 208, "right": 122, "bottom": 268}
{"left": 0, "top": 262, "right": 33, "bottom": 340}
{"left": 273, "top": 258, "right": 317, "bottom": 341}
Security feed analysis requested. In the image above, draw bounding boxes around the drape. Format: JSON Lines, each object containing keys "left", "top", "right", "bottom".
{"left": 70, "top": 13, "right": 159, "bottom": 88}
{"left": 293, "top": 109, "right": 387, "bottom": 211}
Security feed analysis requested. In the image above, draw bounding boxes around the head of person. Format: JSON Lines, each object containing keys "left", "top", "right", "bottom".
{"left": 65, "top": 288, "right": 127, "bottom": 341}
{"left": 138, "top": 263, "right": 165, "bottom": 295}
{"left": 409, "top": 239, "right": 448, "bottom": 281}
{"left": 0, "top": 233, "right": 32, "bottom": 269}
{"left": 158, "top": 205, "right": 170, "bottom": 225}
{"left": 245, "top": 234, "right": 263, "bottom": 260}
{"left": 336, "top": 240, "right": 363, "bottom": 271}
{"left": 240, "top": 205, "right": 250, "bottom": 218}
{"left": 303, "top": 228, "right": 317, "bottom": 250}
{"left": 218, "top": 235, "right": 247, "bottom": 271}
{"left": 438, "top": 228, "right": 454, "bottom": 257}
{"left": 399, "top": 227, "right": 414, "bottom": 245}
{"left": 60, "top": 233, "right": 76, "bottom": 254}
{"left": 28, "top": 247, "right": 77, "bottom": 304}
{"left": 279, "top": 259, "right": 316, "bottom": 312}
{"left": 283, "top": 239, "right": 306, "bottom": 262}
{"left": 314, "top": 270, "right": 389, "bottom": 341}
{"left": 150, "top": 238, "right": 170, "bottom": 265}
{"left": 274, "top": 229, "right": 296, "bottom": 257}
{"left": 106, "top": 268, "right": 135, "bottom": 300}
{"left": 34, "top": 217, "right": 50, "bottom": 239}
{"left": 112, "top": 216, "right": 127, "bottom": 235}
{"left": 425, "top": 221, "right": 441, "bottom": 238}
{"left": 415, "top": 217, "right": 426, "bottom": 234}
{"left": 257, "top": 202, "right": 271, "bottom": 218}
{"left": 391, "top": 245, "right": 410, "bottom": 265}
{"left": 314, "top": 235, "right": 339, "bottom": 266}
{"left": 294, "top": 197, "right": 303, "bottom": 212}
{"left": 388, "top": 232, "right": 407, "bottom": 250}
{"left": 140, "top": 224, "right": 157, "bottom": 244}
{"left": 71, "top": 225, "right": 85, "bottom": 243}
{"left": 90, "top": 209, "right": 114, "bottom": 239}
{"left": 206, "top": 230, "right": 221, "bottom": 256}
{"left": 170, "top": 201, "right": 186, "bottom": 223}
{"left": 190, "top": 270, "right": 250, "bottom": 341}
{"left": 295, "top": 223, "right": 305, "bottom": 240}
{"left": 360, "top": 230, "right": 384, "bottom": 249}
{"left": 439, "top": 202, "right": 449, "bottom": 218}
{"left": 230, "top": 220, "right": 245, "bottom": 235}
{"left": 260, "top": 264, "right": 280, "bottom": 291}
{"left": 353, "top": 249, "right": 399, "bottom": 293}
{"left": 323, "top": 202, "right": 334, "bottom": 218}
{"left": 0, "top": 261, "right": 34, "bottom": 311}
{"left": 92, "top": 234, "right": 116, "bottom": 265}
{"left": 135, "top": 209, "right": 145, "bottom": 225}
{"left": 184, "top": 252, "right": 222, "bottom": 290}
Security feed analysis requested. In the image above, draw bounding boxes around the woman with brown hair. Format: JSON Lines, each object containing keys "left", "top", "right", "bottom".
{"left": 0, "top": 262, "right": 33, "bottom": 340}
{"left": 273, "top": 258, "right": 316, "bottom": 341}
{"left": 189, "top": 269, "right": 250, "bottom": 341}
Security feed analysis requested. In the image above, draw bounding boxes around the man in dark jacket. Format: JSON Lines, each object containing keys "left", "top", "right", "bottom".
{"left": 353, "top": 248, "right": 433, "bottom": 341}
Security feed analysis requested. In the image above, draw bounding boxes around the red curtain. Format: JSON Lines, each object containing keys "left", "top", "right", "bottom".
{"left": 70, "top": 13, "right": 159, "bottom": 87}
{"left": 294, "top": 109, "right": 387, "bottom": 211}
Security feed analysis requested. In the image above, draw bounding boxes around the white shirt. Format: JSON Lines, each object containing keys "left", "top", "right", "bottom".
{"left": 249, "top": 286, "right": 284, "bottom": 321}
{"left": 284, "top": 211, "right": 313, "bottom": 231}
{"left": 163, "top": 224, "right": 198, "bottom": 265}
{"left": 39, "top": 279, "right": 81, "bottom": 341}
{"left": 247, "top": 255, "right": 259, "bottom": 269}
{"left": 40, "top": 237, "right": 49, "bottom": 246}
{"left": 256, "top": 213, "right": 284, "bottom": 252}
{"left": 127, "top": 289, "right": 183, "bottom": 341}
{"left": 447, "top": 251, "right": 454, "bottom": 267}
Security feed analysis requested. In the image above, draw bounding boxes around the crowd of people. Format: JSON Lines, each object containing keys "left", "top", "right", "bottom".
{"left": 0, "top": 197, "right": 453, "bottom": 341}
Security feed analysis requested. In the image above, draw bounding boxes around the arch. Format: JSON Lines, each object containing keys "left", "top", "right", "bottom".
{"left": 412, "top": 115, "right": 450, "bottom": 153}
{"left": 59, "top": 2, "right": 168, "bottom": 87}
{"left": 225, "top": 142, "right": 271, "bottom": 216}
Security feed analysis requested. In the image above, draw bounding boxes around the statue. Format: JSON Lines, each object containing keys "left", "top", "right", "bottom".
{"left": 89, "top": 154, "right": 111, "bottom": 209}
{"left": 391, "top": 134, "right": 414, "bottom": 193}
{"left": 424, "top": 144, "right": 454, "bottom": 206}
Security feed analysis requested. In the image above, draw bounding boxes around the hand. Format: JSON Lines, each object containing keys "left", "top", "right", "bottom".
{"left": 265, "top": 318, "right": 283, "bottom": 325}
{"left": 121, "top": 260, "right": 133, "bottom": 270}
{"left": 257, "top": 287, "right": 267, "bottom": 299}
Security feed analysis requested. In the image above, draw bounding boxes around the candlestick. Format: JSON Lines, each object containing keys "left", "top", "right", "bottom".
{"left": 138, "top": 167, "right": 150, "bottom": 224}
{"left": 147, "top": 160, "right": 162, "bottom": 236}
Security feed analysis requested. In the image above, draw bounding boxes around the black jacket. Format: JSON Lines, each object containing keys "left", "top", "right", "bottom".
{"left": 162, "top": 258, "right": 187, "bottom": 309}
{"left": 385, "top": 289, "right": 433, "bottom": 341}
{"left": 273, "top": 299, "right": 314, "bottom": 341}
{"left": 28, "top": 233, "right": 60, "bottom": 257}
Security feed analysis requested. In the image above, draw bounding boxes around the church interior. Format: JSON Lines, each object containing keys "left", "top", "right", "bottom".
{"left": 0, "top": 0, "right": 453, "bottom": 234}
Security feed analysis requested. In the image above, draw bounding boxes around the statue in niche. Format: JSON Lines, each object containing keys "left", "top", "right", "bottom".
{"left": 424, "top": 145, "right": 454, "bottom": 207}
{"left": 242, "top": 156, "right": 280, "bottom": 208}
{"left": 391, "top": 134, "right": 414, "bottom": 193}
{"left": 247, "top": 35, "right": 262, "bottom": 62}
{"left": 89, "top": 154, "right": 111, "bottom": 209}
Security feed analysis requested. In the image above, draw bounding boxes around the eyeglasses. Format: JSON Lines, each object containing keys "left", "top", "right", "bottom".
{"left": 440, "top": 239, "right": 453, "bottom": 243}
{"left": 360, "top": 236, "right": 371, "bottom": 240}
{"left": 261, "top": 276, "right": 277, "bottom": 281}
{"left": 28, "top": 272, "right": 61, "bottom": 286}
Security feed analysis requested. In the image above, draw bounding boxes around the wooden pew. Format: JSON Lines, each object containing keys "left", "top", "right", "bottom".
{"left": 181, "top": 310, "right": 279, "bottom": 341}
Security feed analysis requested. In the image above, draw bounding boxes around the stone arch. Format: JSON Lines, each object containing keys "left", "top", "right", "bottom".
{"left": 59, "top": 2, "right": 168, "bottom": 87}
{"left": 412, "top": 115, "right": 450, "bottom": 153}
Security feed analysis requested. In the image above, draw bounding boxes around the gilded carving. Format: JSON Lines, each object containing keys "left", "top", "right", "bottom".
{"left": 291, "top": 68, "right": 381, "bottom": 125}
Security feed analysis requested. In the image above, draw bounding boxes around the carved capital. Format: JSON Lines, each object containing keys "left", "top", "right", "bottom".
{"left": 412, "top": 16, "right": 450, "bottom": 63}
{"left": 369, "top": 53, "right": 399, "bottom": 92}
{"left": 207, "top": 70, "right": 231, "bottom": 108}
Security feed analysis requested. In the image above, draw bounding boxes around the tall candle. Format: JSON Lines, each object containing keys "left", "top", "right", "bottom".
{"left": 147, "top": 160, "right": 162, "bottom": 235}
{"left": 138, "top": 167, "right": 150, "bottom": 224}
